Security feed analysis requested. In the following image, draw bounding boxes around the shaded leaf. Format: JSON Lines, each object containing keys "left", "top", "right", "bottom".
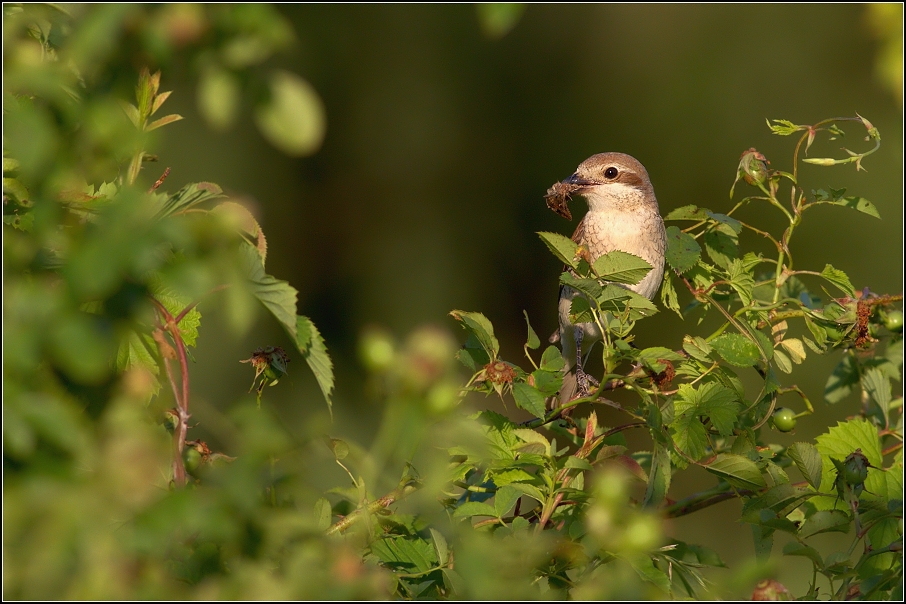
{"left": 705, "top": 453, "right": 766, "bottom": 489}
{"left": 523, "top": 310, "right": 540, "bottom": 349}
{"left": 511, "top": 383, "right": 546, "bottom": 419}
{"left": 710, "top": 333, "right": 760, "bottom": 367}
{"left": 787, "top": 442, "right": 822, "bottom": 491}
{"left": 295, "top": 315, "right": 334, "bottom": 412}
{"left": 665, "top": 226, "right": 701, "bottom": 274}
{"left": 450, "top": 310, "right": 499, "bottom": 360}
{"left": 820, "top": 264, "right": 855, "bottom": 296}
{"left": 798, "top": 510, "right": 851, "bottom": 538}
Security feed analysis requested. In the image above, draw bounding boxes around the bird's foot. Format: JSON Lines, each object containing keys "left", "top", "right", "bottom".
{"left": 575, "top": 368, "right": 600, "bottom": 398}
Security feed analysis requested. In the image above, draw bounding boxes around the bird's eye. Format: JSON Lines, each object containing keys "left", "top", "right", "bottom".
{"left": 604, "top": 167, "right": 619, "bottom": 179}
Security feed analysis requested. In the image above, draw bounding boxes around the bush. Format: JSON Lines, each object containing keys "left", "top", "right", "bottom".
{"left": 4, "top": 4, "right": 902, "bottom": 600}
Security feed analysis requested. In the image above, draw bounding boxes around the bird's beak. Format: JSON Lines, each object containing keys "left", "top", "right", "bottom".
{"left": 562, "top": 172, "right": 597, "bottom": 190}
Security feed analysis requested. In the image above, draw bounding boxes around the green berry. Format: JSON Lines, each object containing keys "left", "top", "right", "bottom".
{"left": 772, "top": 407, "right": 797, "bottom": 432}
{"left": 883, "top": 310, "right": 903, "bottom": 333}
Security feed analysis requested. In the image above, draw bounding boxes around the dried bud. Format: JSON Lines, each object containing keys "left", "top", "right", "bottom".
{"left": 752, "top": 579, "right": 792, "bottom": 601}
{"left": 484, "top": 361, "right": 516, "bottom": 385}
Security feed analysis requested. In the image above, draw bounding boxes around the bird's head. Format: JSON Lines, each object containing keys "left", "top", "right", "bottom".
{"left": 562, "top": 152, "right": 657, "bottom": 212}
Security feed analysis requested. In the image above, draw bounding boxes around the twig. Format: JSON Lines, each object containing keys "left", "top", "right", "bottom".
{"left": 148, "top": 167, "right": 171, "bottom": 193}
{"left": 325, "top": 478, "right": 422, "bottom": 536}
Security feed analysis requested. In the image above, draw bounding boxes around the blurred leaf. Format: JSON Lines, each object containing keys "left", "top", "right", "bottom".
{"left": 825, "top": 352, "right": 859, "bottom": 404}
{"left": 782, "top": 541, "right": 824, "bottom": 569}
{"left": 862, "top": 367, "right": 892, "bottom": 416}
{"left": 370, "top": 535, "right": 437, "bottom": 572}
{"left": 429, "top": 528, "right": 449, "bottom": 567}
{"left": 665, "top": 226, "right": 701, "bottom": 274}
{"left": 627, "top": 553, "right": 671, "bottom": 593}
{"left": 643, "top": 444, "right": 671, "bottom": 507}
{"left": 145, "top": 113, "right": 183, "bottom": 132}
{"left": 198, "top": 66, "right": 240, "bottom": 131}
{"left": 254, "top": 70, "right": 326, "bottom": 156}
{"left": 314, "top": 497, "right": 332, "bottom": 530}
{"left": 494, "top": 485, "right": 521, "bottom": 517}
{"left": 475, "top": 3, "right": 525, "bottom": 39}
{"left": 453, "top": 501, "right": 497, "bottom": 519}
{"left": 155, "top": 181, "right": 225, "bottom": 218}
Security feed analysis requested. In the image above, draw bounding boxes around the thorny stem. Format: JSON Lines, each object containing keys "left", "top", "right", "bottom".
{"left": 150, "top": 297, "right": 190, "bottom": 486}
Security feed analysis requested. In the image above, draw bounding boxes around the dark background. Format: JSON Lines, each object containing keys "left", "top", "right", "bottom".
{"left": 155, "top": 4, "right": 902, "bottom": 590}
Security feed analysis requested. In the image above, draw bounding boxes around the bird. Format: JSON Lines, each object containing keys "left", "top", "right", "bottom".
{"left": 550, "top": 152, "right": 667, "bottom": 403}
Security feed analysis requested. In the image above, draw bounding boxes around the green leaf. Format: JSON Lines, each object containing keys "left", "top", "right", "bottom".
{"left": 530, "top": 369, "right": 562, "bottom": 397}
{"left": 704, "top": 229, "right": 738, "bottom": 270}
{"left": 862, "top": 367, "right": 892, "bottom": 416}
{"left": 825, "top": 353, "right": 859, "bottom": 404}
{"left": 538, "top": 231, "right": 579, "bottom": 268}
{"left": 816, "top": 195, "right": 880, "bottom": 219}
{"left": 511, "top": 383, "right": 546, "bottom": 419}
{"left": 155, "top": 181, "right": 225, "bottom": 218}
{"left": 705, "top": 453, "right": 766, "bottom": 489}
{"left": 787, "top": 442, "right": 822, "bottom": 491}
{"left": 706, "top": 211, "right": 743, "bottom": 234}
{"left": 145, "top": 113, "right": 183, "bottom": 132}
{"left": 782, "top": 541, "right": 824, "bottom": 569}
{"left": 767, "top": 118, "right": 803, "bottom": 136}
{"left": 254, "top": 70, "right": 326, "bottom": 156}
{"left": 559, "top": 272, "right": 601, "bottom": 300}
{"left": 491, "top": 468, "right": 536, "bottom": 485}
{"left": 429, "top": 528, "right": 449, "bottom": 567}
{"left": 820, "top": 264, "right": 855, "bottom": 296}
{"left": 449, "top": 310, "right": 499, "bottom": 360}
{"left": 314, "top": 497, "right": 332, "bottom": 530}
{"left": 513, "top": 428, "right": 550, "bottom": 456}
{"left": 476, "top": 3, "right": 525, "bottom": 39}
{"left": 598, "top": 284, "right": 659, "bottom": 319}
{"left": 369, "top": 535, "right": 437, "bottom": 572}
{"left": 241, "top": 243, "right": 298, "bottom": 335}
{"left": 564, "top": 457, "right": 593, "bottom": 471}
{"left": 505, "top": 482, "right": 546, "bottom": 505}
{"left": 494, "top": 485, "right": 521, "bottom": 517}
{"left": 774, "top": 349, "right": 792, "bottom": 374}
{"left": 642, "top": 444, "right": 671, "bottom": 507}
{"left": 710, "top": 333, "right": 760, "bottom": 367}
{"left": 153, "top": 287, "right": 202, "bottom": 347}
{"left": 798, "top": 510, "right": 851, "bottom": 538}
{"left": 660, "top": 272, "right": 682, "bottom": 317}
{"left": 295, "top": 315, "right": 335, "bottom": 412}
{"left": 664, "top": 205, "right": 709, "bottom": 221}
{"left": 592, "top": 250, "right": 652, "bottom": 285}
{"left": 682, "top": 336, "right": 714, "bottom": 363}
{"left": 814, "top": 418, "right": 884, "bottom": 511}
{"left": 540, "top": 345, "right": 565, "bottom": 372}
{"left": 665, "top": 226, "right": 701, "bottom": 274}
{"left": 523, "top": 310, "right": 540, "bottom": 349}
{"left": 453, "top": 501, "right": 497, "bottom": 519}
{"left": 197, "top": 66, "right": 240, "bottom": 131}
{"left": 627, "top": 553, "right": 671, "bottom": 593}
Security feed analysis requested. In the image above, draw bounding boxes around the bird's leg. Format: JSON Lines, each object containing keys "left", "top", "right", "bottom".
{"left": 573, "top": 327, "right": 599, "bottom": 397}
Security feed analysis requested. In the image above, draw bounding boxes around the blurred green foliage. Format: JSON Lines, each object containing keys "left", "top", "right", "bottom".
{"left": 3, "top": 3, "right": 903, "bottom": 601}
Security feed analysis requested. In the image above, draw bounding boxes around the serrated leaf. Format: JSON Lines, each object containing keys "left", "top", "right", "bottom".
{"left": 523, "top": 310, "right": 540, "bottom": 349}
{"left": 642, "top": 444, "right": 671, "bottom": 507}
{"left": 155, "top": 181, "right": 225, "bottom": 218}
{"left": 820, "top": 264, "right": 855, "bottom": 296}
{"left": 705, "top": 453, "right": 766, "bottom": 489}
{"left": 530, "top": 369, "right": 562, "bottom": 397}
{"left": 511, "top": 382, "right": 546, "bottom": 419}
{"left": 710, "top": 333, "right": 760, "bottom": 367}
{"left": 492, "top": 468, "right": 536, "bottom": 485}
{"left": 660, "top": 271, "right": 681, "bottom": 317}
{"left": 787, "top": 442, "right": 822, "bottom": 491}
{"left": 664, "top": 205, "right": 709, "bottom": 221}
{"left": 538, "top": 231, "right": 579, "bottom": 268}
{"left": 449, "top": 310, "right": 499, "bottom": 360}
{"left": 768, "top": 118, "right": 802, "bottom": 136}
{"left": 798, "top": 510, "right": 851, "bottom": 538}
{"left": 453, "top": 501, "right": 497, "bottom": 519}
{"left": 665, "top": 226, "right": 701, "bottom": 274}
{"left": 370, "top": 535, "right": 437, "bottom": 572}
{"left": 592, "top": 250, "right": 652, "bottom": 285}
{"left": 295, "top": 315, "right": 334, "bottom": 413}
{"left": 241, "top": 243, "right": 298, "bottom": 335}
{"left": 560, "top": 272, "right": 602, "bottom": 300}
{"left": 706, "top": 211, "right": 743, "bottom": 234}
{"left": 813, "top": 418, "right": 884, "bottom": 511}
{"left": 505, "top": 482, "right": 546, "bottom": 505}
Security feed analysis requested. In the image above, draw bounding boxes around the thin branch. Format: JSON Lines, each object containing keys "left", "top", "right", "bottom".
{"left": 325, "top": 479, "right": 422, "bottom": 536}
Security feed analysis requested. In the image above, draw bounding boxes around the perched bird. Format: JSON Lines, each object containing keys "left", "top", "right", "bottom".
{"left": 550, "top": 152, "right": 667, "bottom": 401}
